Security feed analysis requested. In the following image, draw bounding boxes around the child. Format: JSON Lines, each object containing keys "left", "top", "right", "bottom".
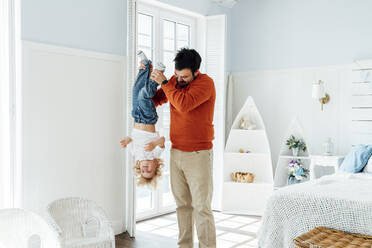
{"left": 120, "top": 51, "right": 166, "bottom": 187}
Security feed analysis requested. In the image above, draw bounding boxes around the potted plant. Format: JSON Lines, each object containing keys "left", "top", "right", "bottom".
{"left": 288, "top": 159, "right": 309, "bottom": 185}
{"left": 286, "top": 135, "right": 307, "bottom": 156}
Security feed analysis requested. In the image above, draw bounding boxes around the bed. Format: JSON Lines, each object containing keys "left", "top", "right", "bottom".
{"left": 258, "top": 173, "right": 372, "bottom": 248}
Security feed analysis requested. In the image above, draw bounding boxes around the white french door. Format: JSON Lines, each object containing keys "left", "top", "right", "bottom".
{"left": 135, "top": 2, "right": 196, "bottom": 221}
{"left": 0, "top": 0, "right": 21, "bottom": 209}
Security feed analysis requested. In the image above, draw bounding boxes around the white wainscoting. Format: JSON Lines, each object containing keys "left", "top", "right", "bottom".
{"left": 231, "top": 64, "right": 358, "bottom": 170}
{"left": 22, "top": 41, "right": 126, "bottom": 234}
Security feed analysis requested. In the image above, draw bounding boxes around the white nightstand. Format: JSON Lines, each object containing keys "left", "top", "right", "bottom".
{"left": 309, "top": 155, "right": 345, "bottom": 180}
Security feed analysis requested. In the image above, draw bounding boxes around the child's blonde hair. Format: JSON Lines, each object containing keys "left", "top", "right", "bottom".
{"left": 133, "top": 158, "right": 164, "bottom": 188}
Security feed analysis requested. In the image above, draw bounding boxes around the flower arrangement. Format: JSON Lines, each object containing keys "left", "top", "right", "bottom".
{"left": 286, "top": 135, "right": 307, "bottom": 156}
{"left": 288, "top": 159, "right": 309, "bottom": 184}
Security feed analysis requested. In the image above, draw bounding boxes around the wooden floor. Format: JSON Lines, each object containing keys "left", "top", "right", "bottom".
{"left": 116, "top": 211, "right": 261, "bottom": 248}
{"left": 115, "top": 231, "right": 177, "bottom": 248}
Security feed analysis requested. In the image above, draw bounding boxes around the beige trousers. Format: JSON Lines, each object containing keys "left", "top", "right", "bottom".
{"left": 170, "top": 148, "right": 216, "bottom": 248}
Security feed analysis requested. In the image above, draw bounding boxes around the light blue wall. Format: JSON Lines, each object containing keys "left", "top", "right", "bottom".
{"left": 230, "top": 0, "right": 372, "bottom": 71}
{"left": 155, "top": 0, "right": 226, "bottom": 16}
{"left": 22, "top": 0, "right": 127, "bottom": 55}
{"left": 21, "top": 0, "right": 228, "bottom": 56}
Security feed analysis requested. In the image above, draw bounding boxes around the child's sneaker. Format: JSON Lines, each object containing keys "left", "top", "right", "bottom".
{"left": 137, "top": 50, "right": 148, "bottom": 62}
{"left": 155, "top": 62, "right": 166, "bottom": 72}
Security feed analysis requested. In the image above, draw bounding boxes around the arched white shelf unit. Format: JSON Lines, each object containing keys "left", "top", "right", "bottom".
{"left": 222, "top": 96, "right": 273, "bottom": 216}
{"left": 274, "top": 117, "right": 311, "bottom": 188}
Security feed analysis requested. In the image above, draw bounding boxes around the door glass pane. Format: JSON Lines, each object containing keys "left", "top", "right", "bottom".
{"left": 163, "top": 39, "right": 175, "bottom": 51}
{"left": 138, "top": 13, "right": 153, "bottom": 64}
{"left": 138, "top": 46, "right": 153, "bottom": 61}
{"left": 177, "top": 40, "right": 189, "bottom": 50}
{"left": 138, "top": 34, "right": 152, "bottom": 48}
{"left": 136, "top": 12, "right": 155, "bottom": 218}
{"left": 136, "top": 187, "right": 153, "bottom": 213}
{"left": 162, "top": 173, "right": 175, "bottom": 206}
{"left": 163, "top": 51, "right": 175, "bottom": 78}
{"left": 177, "top": 23, "right": 190, "bottom": 49}
{"left": 163, "top": 20, "right": 175, "bottom": 51}
{"left": 163, "top": 20, "right": 175, "bottom": 39}
{"left": 138, "top": 13, "right": 153, "bottom": 36}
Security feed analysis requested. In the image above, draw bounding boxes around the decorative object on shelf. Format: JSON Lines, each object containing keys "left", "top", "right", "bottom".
{"left": 231, "top": 171, "right": 255, "bottom": 183}
{"left": 312, "top": 80, "right": 330, "bottom": 111}
{"left": 288, "top": 159, "right": 309, "bottom": 185}
{"left": 238, "top": 148, "right": 251, "bottom": 153}
{"left": 323, "top": 137, "right": 334, "bottom": 156}
{"left": 239, "top": 116, "right": 256, "bottom": 130}
{"left": 286, "top": 135, "right": 307, "bottom": 156}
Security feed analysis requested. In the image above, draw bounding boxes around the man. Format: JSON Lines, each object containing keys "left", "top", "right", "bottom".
{"left": 150, "top": 48, "right": 216, "bottom": 248}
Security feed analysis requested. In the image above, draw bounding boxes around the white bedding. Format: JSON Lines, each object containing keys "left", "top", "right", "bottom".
{"left": 258, "top": 173, "right": 372, "bottom": 248}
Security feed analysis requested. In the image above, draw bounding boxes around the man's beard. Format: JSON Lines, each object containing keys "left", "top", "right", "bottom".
{"left": 176, "top": 75, "right": 196, "bottom": 88}
{"left": 176, "top": 79, "right": 189, "bottom": 88}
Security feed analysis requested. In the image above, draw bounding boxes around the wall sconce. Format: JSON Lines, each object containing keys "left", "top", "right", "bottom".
{"left": 312, "top": 80, "right": 330, "bottom": 111}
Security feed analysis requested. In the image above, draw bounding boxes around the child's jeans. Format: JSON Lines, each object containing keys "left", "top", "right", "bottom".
{"left": 131, "top": 59, "right": 159, "bottom": 125}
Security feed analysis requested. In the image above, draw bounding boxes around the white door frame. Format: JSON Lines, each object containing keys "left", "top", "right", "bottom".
{"left": 125, "top": 0, "right": 227, "bottom": 237}
{"left": 0, "top": 0, "right": 22, "bottom": 209}
{"left": 126, "top": 0, "right": 137, "bottom": 237}
{"left": 135, "top": 1, "right": 197, "bottom": 222}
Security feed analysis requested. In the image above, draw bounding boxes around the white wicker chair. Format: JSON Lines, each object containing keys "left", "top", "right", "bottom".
{"left": 46, "top": 197, "right": 115, "bottom": 248}
{"left": 0, "top": 208, "right": 62, "bottom": 248}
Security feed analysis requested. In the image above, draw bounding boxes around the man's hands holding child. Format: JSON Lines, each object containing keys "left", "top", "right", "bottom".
{"left": 145, "top": 136, "right": 165, "bottom": 152}
{"left": 138, "top": 61, "right": 166, "bottom": 85}
{"left": 138, "top": 61, "right": 152, "bottom": 72}
{"left": 150, "top": 70, "right": 167, "bottom": 85}
{"left": 144, "top": 141, "right": 157, "bottom": 152}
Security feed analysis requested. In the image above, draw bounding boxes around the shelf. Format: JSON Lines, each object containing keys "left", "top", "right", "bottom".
{"left": 225, "top": 130, "right": 270, "bottom": 154}
{"left": 223, "top": 181, "right": 273, "bottom": 186}
{"left": 231, "top": 129, "right": 265, "bottom": 133}
{"left": 279, "top": 155, "right": 310, "bottom": 160}
{"left": 274, "top": 177, "right": 310, "bottom": 189}
{"left": 223, "top": 153, "right": 273, "bottom": 183}
{"left": 222, "top": 180, "right": 273, "bottom": 215}
{"left": 274, "top": 117, "right": 311, "bottom": 189}
{"left": 224, "top": 152, "right": 270, "bottom": 157}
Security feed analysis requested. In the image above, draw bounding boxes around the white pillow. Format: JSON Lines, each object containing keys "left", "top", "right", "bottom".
{"left": 363, "top": 155, "right": 372, "bottom": 173}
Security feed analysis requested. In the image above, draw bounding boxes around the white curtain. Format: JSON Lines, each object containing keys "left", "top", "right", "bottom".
{"left": 225, "top": 73, "right": 234, "bottom": 141}
{"left": 0, "top": 0, "right": 11, "bottom": 209}
{"left": 125, "top": 0, "right": 137, "bottom": 237}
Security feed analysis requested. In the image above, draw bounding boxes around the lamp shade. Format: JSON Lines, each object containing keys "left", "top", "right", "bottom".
{"left": 312, "top": 83, "right": 324, "bottom": 99}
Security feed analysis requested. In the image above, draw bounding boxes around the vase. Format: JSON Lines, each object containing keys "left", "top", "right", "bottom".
{"left": 292, "top": 147, "right": 299, "bottom": 157}
{"left": 288, "top": 177, "right": 301, "bottom": 185}
{"left": 323, "top": 137, "right": 334, "bottom": 156}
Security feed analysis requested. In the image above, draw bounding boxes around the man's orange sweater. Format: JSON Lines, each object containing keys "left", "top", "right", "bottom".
{"left": 153, "top": 73, "right": 216, "bottom": 152}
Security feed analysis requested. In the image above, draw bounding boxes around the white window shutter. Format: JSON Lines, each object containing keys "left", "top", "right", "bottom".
{"left": 205, "top": 15, "right": 226, "bottom": 210}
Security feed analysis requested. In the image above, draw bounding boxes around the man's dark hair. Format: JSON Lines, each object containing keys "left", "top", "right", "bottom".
{"left": 174, "top": 48, "right": 201, "bottom": 74}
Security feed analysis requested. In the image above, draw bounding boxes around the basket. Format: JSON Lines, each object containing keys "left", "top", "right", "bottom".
{"left": 293, "top": 227, "right": 372, "bottom": 248}
{"left": 231, "top": 172, "right": 254, "bottom": 183}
